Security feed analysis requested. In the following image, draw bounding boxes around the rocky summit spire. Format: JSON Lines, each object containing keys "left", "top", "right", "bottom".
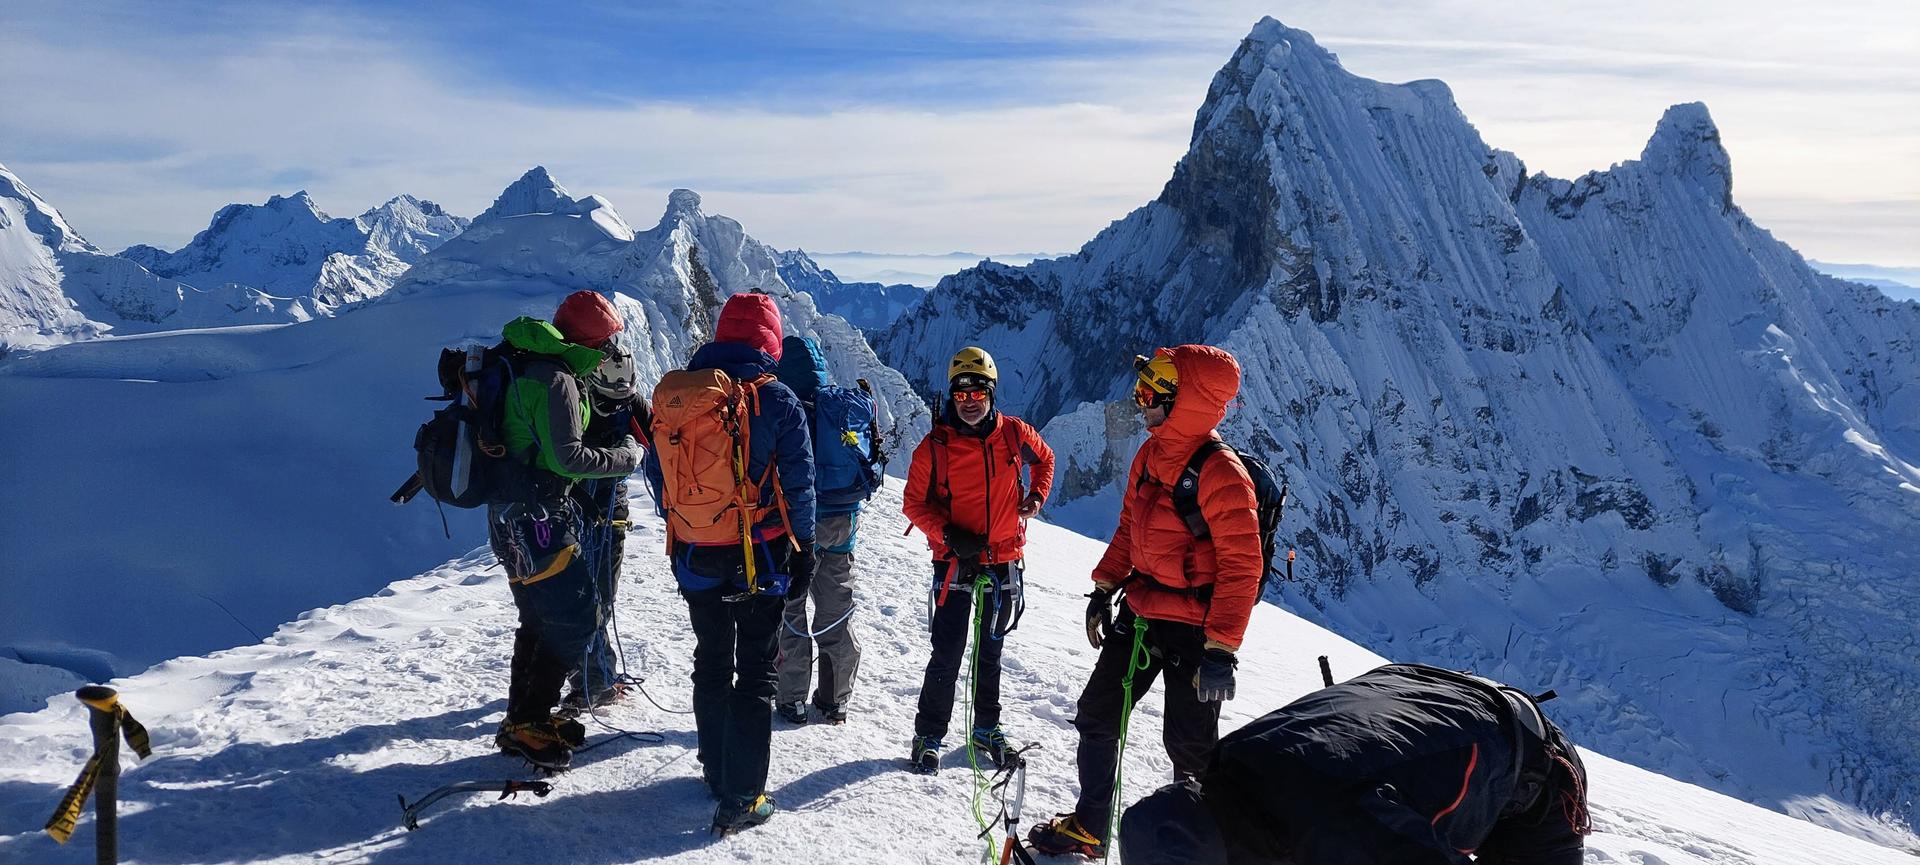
{"left": 1639, "top": 102, "right": 1734, "bottom": 208}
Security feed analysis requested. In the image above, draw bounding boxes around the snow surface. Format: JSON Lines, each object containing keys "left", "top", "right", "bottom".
{"left": 0, "top": 484, "right": 1910, "bottom": 865}
{"left": 878, "top": 17, "right": 1920, "bottom": 846}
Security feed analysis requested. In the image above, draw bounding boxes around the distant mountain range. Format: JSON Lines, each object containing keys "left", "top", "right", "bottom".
{"left": 1810, "top": 260, "right": 1920, "bottom": 303}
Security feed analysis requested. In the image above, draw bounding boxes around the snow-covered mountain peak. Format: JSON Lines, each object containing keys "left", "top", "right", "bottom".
{"left": 1, "top": 163, "right": 323, "bottom": 348}
{"left": 1243, "top": 15, "right": 1323, "bottom": 58}
{"left": 0, "top": 161, "right": 93, "bottom": 254}
{"left": 665, "top": 187, "right": 704, "bottom": 220}
{"left": 476, "top": 165, "right": 576, "bottom": 222}
{"left": 355, "top": 195, "right": 471, "bottom": 265}
{"left": 263, "top": 189, "right": 328, "bottom": 218}
{"left": 192, "top": 192, "right": 349, "bottom": 258}
{"left": 1638, "top": 101, "right": 1733, "bottom": 201}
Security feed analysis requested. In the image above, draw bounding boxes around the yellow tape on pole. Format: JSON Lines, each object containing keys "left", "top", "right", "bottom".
{"left": 43, "top": 754, "right": 101, "bottom": 844}
{"left": 119, "top": 707, "right": 153, "bottom": 759}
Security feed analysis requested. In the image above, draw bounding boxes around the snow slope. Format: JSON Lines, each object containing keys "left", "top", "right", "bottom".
{"left": 0, "top": 162, "right": 311, "bottom": 351}
{"left": 0, "top": 168, "right": 929, "bottom": 714}
{"left": 878, "top": 18, "right": 1920, "bottom": 845}
{"left": 0, "top": 485, "right": 1910, "bottom": 865}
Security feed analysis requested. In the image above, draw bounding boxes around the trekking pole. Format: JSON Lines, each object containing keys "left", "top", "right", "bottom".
{"left": 85, "top": 688, "right": 119, "bottom": 865}
{"left": 45, "top": 687, "right": 152, "bottom": 864}
{"left": 1318, "top": 656, "right": 1334, "bottom": 688}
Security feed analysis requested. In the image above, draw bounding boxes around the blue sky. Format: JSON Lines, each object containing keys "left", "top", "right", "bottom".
{"left": 3, "top": 0, "right": 1915, "bottom": 265}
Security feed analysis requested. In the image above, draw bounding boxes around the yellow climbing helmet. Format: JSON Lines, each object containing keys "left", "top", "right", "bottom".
{"left": 948, "top": 346, "right": 998, "bottom": 389}
{"left": 1134, "top": 352, "right": 1178, "bottom": 397}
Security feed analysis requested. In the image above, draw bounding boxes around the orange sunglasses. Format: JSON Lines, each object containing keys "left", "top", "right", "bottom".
{"left": 952, "top": 390, "right": 992, "bottom": 405}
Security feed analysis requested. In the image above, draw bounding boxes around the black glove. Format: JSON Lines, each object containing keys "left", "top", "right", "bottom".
{"left": 944, "top": 527, "right": 987, "bottom": 563}
{"left": 787, "top": 544, "right": 816, "bottom": 598}
{"left": 1194, "top": 648, "right": 1237, "bottom": 702}
{"left": 1085, "top": 587, "right": 1115, "bottom": 649}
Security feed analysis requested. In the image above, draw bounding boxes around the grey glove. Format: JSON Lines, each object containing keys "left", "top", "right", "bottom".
{"left": 611, "top": 435, "right": 644, "bottom": 467}
{"left": 1194, "top": 648, "right": 1237, "bottom": 702}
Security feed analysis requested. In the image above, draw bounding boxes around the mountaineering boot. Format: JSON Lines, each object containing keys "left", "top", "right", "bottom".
{"left": 777, "top": 701, "right": 808, "bottom": 725}
{"left": 549, "top": 714, "right": 587, "bottom": 748}
{"left": 1027, "top": 813, "right": 1104, "bottom": 858}
{"left": 812, "top": 701, "right": 847, "bottom": 725}
{"left": 908, "top": 735, "right": 942, "bottom": 775}
{"left": 711, "top": 794, "right": 777, "bottom": 835}
{"left": 969, "top": 725, "right": 1014, "bottom": 769}
{"left": 495, "top": 720, "right": 573, "bottom": 773}
{"left": 560, "top": 681, "right": 630, "bottom": 714}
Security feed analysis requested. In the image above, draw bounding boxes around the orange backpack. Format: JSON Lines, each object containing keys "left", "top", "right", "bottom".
{"left": 650, "top": 368, "right": 794, "bottom": 591}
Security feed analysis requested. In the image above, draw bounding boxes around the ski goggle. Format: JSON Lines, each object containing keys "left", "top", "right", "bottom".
{"left": 952, "top": 389, "right": 992, "bottom": 405}
{"left": 1132, "top": 354, "right": 1177, "bottom": 408}
{"left": 1132, "top": 381, "right": 1176, "bottom": 409}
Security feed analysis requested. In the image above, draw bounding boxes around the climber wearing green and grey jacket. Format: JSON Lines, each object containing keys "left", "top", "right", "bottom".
{"left": 488, "top": 291, "right": 643, "bottom": 773}
{"left": 498, "top": 315, "right": 643, "bottom": 482}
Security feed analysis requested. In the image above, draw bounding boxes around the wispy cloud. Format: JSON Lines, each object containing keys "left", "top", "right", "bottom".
{"left": 2, "top": 0, "right": 1914, "bottom": 265}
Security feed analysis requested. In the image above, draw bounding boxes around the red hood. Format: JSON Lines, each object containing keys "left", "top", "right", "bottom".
{"left": 714, "top": 293, "right": 784, "bottom": 359}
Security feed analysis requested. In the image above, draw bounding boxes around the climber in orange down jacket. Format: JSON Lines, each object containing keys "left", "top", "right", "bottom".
{"left": 901, "top": 346, "right": 1056, "bottom": 775}
{"left": 1030, "top": 343, "right": 1264, "bottom": 858}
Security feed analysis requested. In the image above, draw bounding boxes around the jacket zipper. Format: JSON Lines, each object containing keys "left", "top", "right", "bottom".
{"left": 981, "top": 428, "right": 995, "bottom": 565}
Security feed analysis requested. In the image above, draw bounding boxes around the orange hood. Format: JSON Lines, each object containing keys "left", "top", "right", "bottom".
{"left": 1145, "top": 344, "right": 1241, "bottom": 474}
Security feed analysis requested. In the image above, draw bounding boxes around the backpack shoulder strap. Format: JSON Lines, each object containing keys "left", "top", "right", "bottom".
{"left": 1170, "top": 440, "right": 1232, "bottom": 539}
{"left": 928, "top": 426, "right": 952, "bottom": 508}
{"left": 855, "top": 378, "right": 886, "bottom": 457}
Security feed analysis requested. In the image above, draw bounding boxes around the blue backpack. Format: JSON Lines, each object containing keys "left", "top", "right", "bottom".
{"left": 811, "top": 380, "right": 884, "bottom": 502}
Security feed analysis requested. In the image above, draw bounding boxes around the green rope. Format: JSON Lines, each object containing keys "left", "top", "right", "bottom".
{"left": 962, "top": 569, "right": 994, "bottom": 862}
{"left": 1108, "top": 617, "right": 1151, "bottom": 856}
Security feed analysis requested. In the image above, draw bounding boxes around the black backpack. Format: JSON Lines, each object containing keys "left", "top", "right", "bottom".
{"left": 1168, "top": 440, "right": 1289, "bottom": 595}
{"left": 397, "top": 343, "right": 552, "bottom": 510}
